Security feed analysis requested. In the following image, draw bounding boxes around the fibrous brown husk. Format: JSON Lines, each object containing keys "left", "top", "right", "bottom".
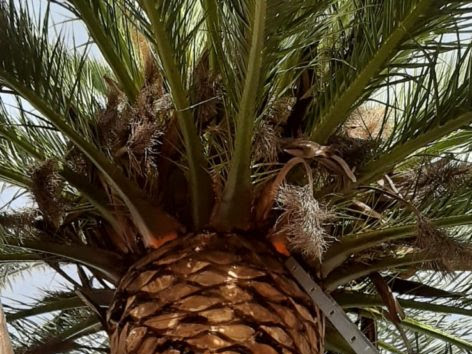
{"left": 275, "top": 184, "right": 333, "bottom": 262}
{"left": 108, "top": 233, "right": 325, "bottom": 354}
{"left": 30, "top": 160, "right": 66, "bottom": 229}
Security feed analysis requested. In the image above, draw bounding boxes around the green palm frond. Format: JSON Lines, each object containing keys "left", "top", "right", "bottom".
{"left": 9, "top": 308, "right": 104, "bottom": 354}
{"left": 0, "top": 1, "right": 182, "bottom": 245}
{"left": 357, "top": 48, "right": 472, "bottom": 185}
{"left": 63, "top": 0, "right": 142, "bottom": 100}
{"left": 137, "top": 0, "right": 213, "bottom": 228}
{"left": 365, "top": 308, "right": 472, "bottom": 353}
{"left": 0, "top": 224, "right": 124, "bottom": 283}
{"left": 5, "top": 289, "right": 112, "bottom": 322}
{"left": 309, "top": 0, "right": 472, "bottom": 143}
{"left": 1, "top": 0, "right": 472, "bottom": 352}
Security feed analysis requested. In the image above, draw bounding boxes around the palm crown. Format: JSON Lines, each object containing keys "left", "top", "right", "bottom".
{"left": 1, "top": 0, "right": 472, "bottom": 353}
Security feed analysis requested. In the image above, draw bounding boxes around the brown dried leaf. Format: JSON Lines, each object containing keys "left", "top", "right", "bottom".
{"left": 369, "top": 272, "right": 405, "bottom": 323}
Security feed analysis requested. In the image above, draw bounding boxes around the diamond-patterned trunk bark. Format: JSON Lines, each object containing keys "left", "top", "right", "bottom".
{"left": 107, "top": 233, "right": 325, "bottom": 353}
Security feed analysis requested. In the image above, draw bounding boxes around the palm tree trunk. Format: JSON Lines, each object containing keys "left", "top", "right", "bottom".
{"left": 107, "top": 233, "right": 325, "bottom": 353}
{"left": 0, "top": 302, "right": 13, "bottom": 354}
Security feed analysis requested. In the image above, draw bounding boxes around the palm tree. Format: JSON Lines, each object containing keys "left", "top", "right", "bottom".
{"left": 1, "top": 0, "right": 472, "bottom": 352}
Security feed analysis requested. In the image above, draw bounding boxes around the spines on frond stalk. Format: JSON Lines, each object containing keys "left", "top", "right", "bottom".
{"left": 214, "top": 0, "right": 267, "bottom": 230}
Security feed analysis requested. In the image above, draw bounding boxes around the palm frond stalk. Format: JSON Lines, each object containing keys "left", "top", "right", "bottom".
{"left": 1, "top": 0, "right": 472, "bottom": 353}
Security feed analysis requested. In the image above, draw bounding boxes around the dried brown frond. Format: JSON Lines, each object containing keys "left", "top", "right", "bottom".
{"left": 125, "top": 120, "right": 163, "bottom": 181}
{"left": 30, "top": 160, "right": 65, "bottom": 228}
{"left": 274, "top": 184, "right": 333, "bottom": 261}
{"left": 135, "top": 32, "right": 161, "bottom": 88}
{"left": 416, "top": 217, "right": 472, "bottom": 272}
